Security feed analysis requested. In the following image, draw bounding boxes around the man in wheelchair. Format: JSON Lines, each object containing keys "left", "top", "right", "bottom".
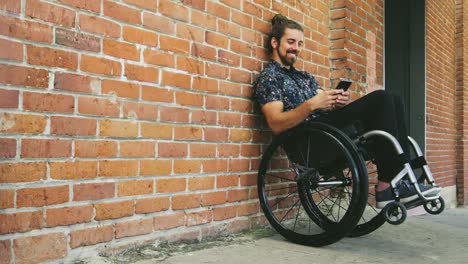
{"left": 254, "top": 14, "right": 441, "bottom": 209}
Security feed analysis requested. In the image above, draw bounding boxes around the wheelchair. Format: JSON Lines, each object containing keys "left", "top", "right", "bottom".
{"left": 257, "top": 122, "right": 445, "bottom": 247}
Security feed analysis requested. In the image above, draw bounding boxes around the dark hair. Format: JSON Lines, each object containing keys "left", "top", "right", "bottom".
{"left": 266, "top": 14, "right": 304, "bottom": 54}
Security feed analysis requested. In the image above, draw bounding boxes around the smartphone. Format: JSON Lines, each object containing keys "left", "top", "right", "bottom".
{"left": 335, "top": 80, "right": 352, "bottom": 91}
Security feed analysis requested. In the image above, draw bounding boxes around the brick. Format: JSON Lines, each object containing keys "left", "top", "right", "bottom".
{"left": 204, "top": 127, "right": 229, "bottom": 142}
{"left": 207, "top": 1, "right": 229, "bottom": 20}
{"left": 202, "top": 159, "right": 228, "bottom": 173}
{"left": 186, "top": 210, "right": 212, "bottom": 226}
{"left": 218, "top": 20, "right": 241, "bottom": 38}
{"left": 26, "top": 0, "right": 75, "bottom": 26}
{"left": 0, "top": 64, "right": 48, "bottom": 88}
{"left": 46, "top": 205, "right": 93, "bottom": 227}
{"left": 218, "top": 144, "right": 240, "bottom": 157}
{"left": 21, "top": 139, "right": 71, "bottom": 158}
{"left": 58, "top": 0, "right": 101, "bottom": 13}
{"left": 70, "top": 225, "right": 113, "bottom": 248}
{"left": 237, "top": 202, "right": 258, "bottom": 216}
{"left": 0, "top": 162, "right": 46, "bottom": 183}
{"left": 79, "top": 14, "right": 120, "bottom": 38}
{"left": 189, "top": 143, "right": 216, "bottom": 157}
{"left": 153, "top": 213, "right": 185, "bottom": 230}
{"left": 54, "top": 72, "right": 100, "bottom": 94}
{"left": 123, "top": 101, "right": 158, "bottom": 120}
{"left": 173, "top": 159, "right": 202, "bottom": 174}
{"left": 0, "top": 14, "right": 53, "bottom": 43}
{"left": 0, "top": 211, "right": 43, "bottom": 234}
{"left": 23, "top": 92, "right": 74, "bottom": 113}
{"left": 189, "top": 176, "right": 215, "bottom": 191}
{"left": 49, "top": 161, "right": 97, "bottom": 180}
{"left": 230, "top": 68, "right": 252, "bottom": 83}
{"left": 158, "top": 142, "right": 188, "bottom": 157}
{"left": 120, "top": 141, "right": 155, "bottom": 157}
{"left": 227, "top": 189, "right": 249, "bottom": 202}
{"left": 125, "top": 63, "right": 159, "bottom": 83}
{"left": 160, "top": 35, "right": 190, "bottom": 54}
{"left": 78, "top": 96, "right": 119, "bottom": 117}
{"left": 206, "top": 62, "right": 229, "bottom": 79}
{"left": 191, "top": 110, "right": 217, "bottom": 125}
{"left": 73, "top": 182, "right": 115, "bottom": 201}
{"left": 104, "top": 39, "right": 140, "bottom": 61}
{"left": 99, "top": 160, "right": 138, "bottom": 177}
{"left": 75, "top": 140, "right": 117, "bottom": 158}
{"left": 206, "top": 95, "right": 230, "bottom": 110}
{"left": 17, "top": 185, "right": 69, "bottom": 207}
{"left": 213, "top": 205, "right": 237, "bottom": 221}
{"left": 174, "top": 126, "right": 202, "bottom": 140}
{"left": 135, "top": 197, "right": 170, "bottom": 214}
{"left": 191, "top": 9, "right": 217, "bottom": 30}
{"left": 216, "top": 175, "right": 238, "bottom": 188}
{"left": 0, "top": 89, "right": 19, "bottom": 109}
{"left": 55, "top": 28, "right": 100, "bottom": 52}
{"left": 144, "top": 49, "right": 175, "bottom": 67}
{"left": 102, "top": 79, "right": 140, "bottom": 99}
{"left": 94, "top": 200, "right": 133, "bottom": 220}
{"left": 175, "top": 91, "right": 203, "bottom": 106}
{"left": 81, "top": 55, "right": 121, "bottom": 76}
{"left": 156, "top": 178, "right": 186, "bottom": 193}
{"left": 206, "top": 31, "right": 228, "bottom": 49}
{"left": 172, "top": 193, "right": 201, "bottom": 210}
{"left": 143, "top": 12, "right": 175, "bottom": 34}
{"left": 240, "top": 144, "right": 261, "bottom": 157}
{"left": 51, "top": 116, "right": 96, "bottom": 136}
{"left": 176, "top": 56, "right": 205, "bottom": 74}
{"left": 176, "top": 23, "right": 204, "bottom": 43}
{"left": 27, "top": 45, "right": 78, "bottom": 69}
{"left": 141, "top": 123, "right": 173, "bottom": 139}
{"left": 103, "top": 0, "right": 141, "bottom": 24}
{"left": 192, "top": 43, "right": 217, "bottom": 61}
{"left": 231, "top": 98, "right": 253, "bottom": 112}
{"left": 159, "top": 0, "right": 189, "bottom": 21}
{"left": 219, "top": 81, "right": 241, "bottom": 96}
{"left": 0, "top": 189, "right": 14, "bottom": 208}
{"left": 1, "top": 0, "right": 20, "bottom": 13}
{"left": 201, "top": 191, "right": 227, "bottom": 206}
{"left": 192, "top": 77, "right": 218, "bottom": 92}
{"left": 0, "top": 240, "right": 11, "bottom": 264}
{"left": 123, "top": 0, "right": 157, "bottom": 10}
{"left": 140, "top": 160, "right": 172, "bottom": 176}
{"left": 142, "top": 85, "right": 174, "bottom": 102}
{"left": 0, "top": 39, "right": 22, "bottom": 61}
{"left": 99, "top": 119, "right": 138, "bottom": 137}
{"left": 161, "top": 71, "right": 191, "bottom": 89}
{"left": 0, "top": 138, "right": 16, "bottom": 159}
{"left": 118, "top": 179, "right": 153, "bottom": 196}
{"left": 160, "top": 106, "right": 189, "bottom": 122}
{"left": 14, "top": 233, "right": 67, "bottom": 263}
{"left": 123, "top": 26, "right": 158, "bottom": 46}
{"left": 116, "top": 218, "right": 153, "bottom": 238}
{"left": 230, "top": 128, "right": 251, "bottom": 141}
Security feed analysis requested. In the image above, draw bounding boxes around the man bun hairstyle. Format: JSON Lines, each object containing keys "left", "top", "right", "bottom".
{"left": 266, "top": 14, "right": 304, "bottom": 54}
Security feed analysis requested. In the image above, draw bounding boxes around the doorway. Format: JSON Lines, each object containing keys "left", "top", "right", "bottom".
{"left": 384, "top": 0, "right": 426, "bottom": 151}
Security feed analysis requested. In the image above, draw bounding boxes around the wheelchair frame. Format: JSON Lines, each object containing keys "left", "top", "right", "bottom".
{"left": 257, "top": 122, "right": 445, "bottom": 246}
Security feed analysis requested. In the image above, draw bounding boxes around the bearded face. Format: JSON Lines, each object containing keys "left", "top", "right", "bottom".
{"left": 272, "top": 28, "right": 304, "bottom": 68}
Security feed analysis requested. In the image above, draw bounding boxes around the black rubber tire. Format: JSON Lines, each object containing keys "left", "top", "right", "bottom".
{"left": 424, "top": 197, "right": 445, "bottom": 215}
{"left": 383, "top": 201, "right": 407, "bottom": 225}
{"left": 257, "top": 123, "right": 368, "bottom": 247}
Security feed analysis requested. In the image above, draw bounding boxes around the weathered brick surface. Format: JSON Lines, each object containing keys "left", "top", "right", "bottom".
{"left": 0, "top": 0, "right": 464, "bottom": 261}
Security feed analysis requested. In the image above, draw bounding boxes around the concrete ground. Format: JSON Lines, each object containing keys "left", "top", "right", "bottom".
{"left": 78, "top": 206, "right": 468, "bottom": 264}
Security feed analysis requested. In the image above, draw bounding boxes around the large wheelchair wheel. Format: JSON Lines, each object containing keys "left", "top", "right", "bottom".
{"left": 257, "top": 123, "right": 368, "bottom": 246}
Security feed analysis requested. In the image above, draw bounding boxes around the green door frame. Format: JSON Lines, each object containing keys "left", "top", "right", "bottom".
{"left": 384, "top": 0, "right": 426, "bottom": 152}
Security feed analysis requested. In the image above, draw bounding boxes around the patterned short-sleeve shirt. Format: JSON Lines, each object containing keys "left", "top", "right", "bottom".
{"left": 254, "top": 60, "right": 326, "bottom": 120}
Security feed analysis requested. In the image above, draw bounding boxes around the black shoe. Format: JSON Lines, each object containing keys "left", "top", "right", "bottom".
{"left": 375, "top": 181, "right": 441, "bottom": 209}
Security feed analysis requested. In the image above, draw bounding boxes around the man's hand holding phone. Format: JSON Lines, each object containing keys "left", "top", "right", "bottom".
{"left": 334, "top": 80, "right": 352, "bottom": 108}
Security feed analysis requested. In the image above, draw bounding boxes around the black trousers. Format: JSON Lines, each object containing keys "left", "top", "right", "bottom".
{"left": 313, "top": 90, "right": 409, "bottom": 182}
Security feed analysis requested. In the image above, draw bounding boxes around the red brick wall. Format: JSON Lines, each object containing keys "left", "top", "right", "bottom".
{"left": 426, "top": 0, "right": 458, "bottom": 188}
{"left": 0, "top": 0, "right": 334, "bottom": 262}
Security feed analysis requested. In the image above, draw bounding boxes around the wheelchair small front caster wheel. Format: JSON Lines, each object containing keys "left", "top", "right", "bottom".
{"left": 424, "top": 197, "right": 445, "bottom": 215}
{"left": 383, "top": 201, "right": 407, "bottom": 225}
